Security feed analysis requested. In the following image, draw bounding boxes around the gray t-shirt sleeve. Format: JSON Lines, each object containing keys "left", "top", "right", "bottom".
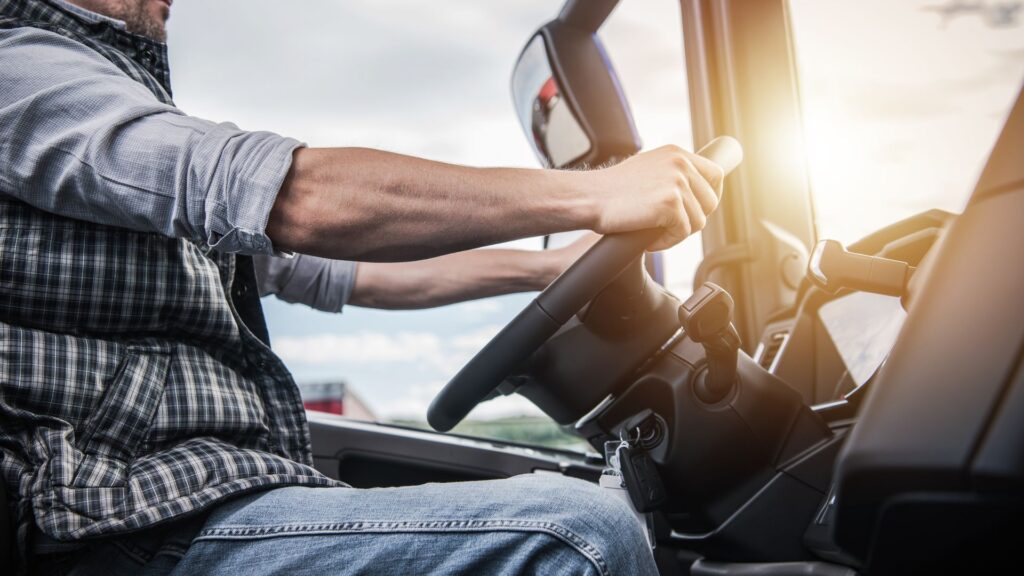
{"left": 252, "top": 254, "right": 359, "bottom": 313}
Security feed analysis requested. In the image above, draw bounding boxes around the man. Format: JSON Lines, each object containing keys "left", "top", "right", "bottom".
{"left": 0, "top": 0, "right": 723, "bottom": 574}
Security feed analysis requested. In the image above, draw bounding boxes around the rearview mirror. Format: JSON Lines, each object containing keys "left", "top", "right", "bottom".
{"left": 511, "top": 0, "right": 640, "bottom": 169}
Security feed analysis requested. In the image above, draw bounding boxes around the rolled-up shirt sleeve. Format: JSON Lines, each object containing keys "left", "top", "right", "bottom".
{"left": 0, "top": 27, "right": 300, "bottom": 254}
{"left": 252, "top": 254, "right": 359, "bottom": 313}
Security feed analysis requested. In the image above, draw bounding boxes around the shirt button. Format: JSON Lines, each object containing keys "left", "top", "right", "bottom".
{"left": 247, "top": 352, "right": 267, "bottom": 369}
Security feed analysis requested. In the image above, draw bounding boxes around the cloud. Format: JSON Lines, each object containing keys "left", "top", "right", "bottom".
{"left": 271, "top": 322, "right": 538, "bottom": 420}
{"left": 371, "top": 379, "right": 445, "bottom": 420}
{"left": 449, "top": 298, "right": 502, "bottom": 317}
{"left": 272, "top": 322, "right": 503, "bottom": 373}
{"left": 366, "top": 377, "right": 549, "bottom": 421}
{"left": 450, "top": 323, "right": 503, "bottom": 349}
{"left": 274, "top": 331, "right": 442, "bottom": 364}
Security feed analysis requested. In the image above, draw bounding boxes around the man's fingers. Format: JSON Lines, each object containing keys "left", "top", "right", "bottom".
{"left": 687, "top": 153, "right": 726, "bottom": 198}
{"left": 659, "top": 194, "right": 691, "bottom": 250}
{"left": 681, "top": 190, "right": 706, "bottom": 235}
{"left": 692, "top": 176, "right": 719, "bottom": 215}
{"left": 651, "top": 225, "right": 688, "bottom": 252}
{"left": 647, "top": 188, "right": 693, "bottom": 251}
{"left": 562, "top": 232, "right": 601, "bottom": 260}
{"left": 678, "top": 156, "right": 719, "bottom": 215}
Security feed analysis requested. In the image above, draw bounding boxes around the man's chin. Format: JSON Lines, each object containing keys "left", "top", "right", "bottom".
{"left": 124, "top": 1, "right": 170, "bottom": 42}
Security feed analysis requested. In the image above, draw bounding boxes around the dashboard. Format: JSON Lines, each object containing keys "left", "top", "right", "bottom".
{"left": 753, "top": 210, "right": 953, "bottom": 409}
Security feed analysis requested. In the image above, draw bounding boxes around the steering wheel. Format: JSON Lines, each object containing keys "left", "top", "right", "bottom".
{"left": 427, "top": 137, "right": 744, "bottom": 432}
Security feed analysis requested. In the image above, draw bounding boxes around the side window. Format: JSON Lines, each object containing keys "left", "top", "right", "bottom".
{"left": 788, "top": 0, "right": 1024, "bottom": 243}
{"left": 169, "top": 1, "right": 694, "bottom": 451}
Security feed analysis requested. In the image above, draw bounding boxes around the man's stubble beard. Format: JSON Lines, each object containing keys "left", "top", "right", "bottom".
{"left": 71, "top": 0, "right": 168, "bottom": 42}
{"left": 118, "top": 0, "right": 167, "bottom": 42}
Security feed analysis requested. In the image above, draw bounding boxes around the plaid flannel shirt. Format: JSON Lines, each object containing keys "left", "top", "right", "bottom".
{"left": 0, "top": 0, "right": 340, "bottom": 562}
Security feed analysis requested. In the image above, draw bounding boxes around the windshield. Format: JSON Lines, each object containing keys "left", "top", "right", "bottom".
{"left": 168, "top": 0, "right": 694, "bottom": 452}
{"left": 788, "top": 0, "right": 1024, "bottom": 244}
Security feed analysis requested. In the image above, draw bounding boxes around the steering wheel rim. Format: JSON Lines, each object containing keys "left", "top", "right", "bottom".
{"left": 427, "top": 137, "right": 743, "bottom": 432}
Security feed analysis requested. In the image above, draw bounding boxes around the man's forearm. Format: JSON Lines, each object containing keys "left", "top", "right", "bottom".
{"left": 350, "top": 249, "right": 562, "bottom": 310}
{"left": 266, "top": 148, "right": 594, "bottom": 262}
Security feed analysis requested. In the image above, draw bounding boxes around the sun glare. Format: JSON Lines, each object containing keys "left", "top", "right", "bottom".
{"left": 789, "top": 0, "right": 1024, "bottom": 244}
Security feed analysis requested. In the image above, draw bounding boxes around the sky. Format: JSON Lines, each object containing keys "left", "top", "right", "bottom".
{"left": 164, "top": 1, "right": 1024, "bottom": 422}
{"left": 165, "top": 0, "right": 697, "bottom": 422}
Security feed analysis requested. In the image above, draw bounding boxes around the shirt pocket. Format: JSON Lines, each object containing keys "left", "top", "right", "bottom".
{"left": 71, "top": 345, "right": 170, "bottom": 488}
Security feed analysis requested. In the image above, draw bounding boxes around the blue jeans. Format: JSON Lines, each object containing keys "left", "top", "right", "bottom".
{"left": 35, "top": 474, "right": 658, "bottom": 575}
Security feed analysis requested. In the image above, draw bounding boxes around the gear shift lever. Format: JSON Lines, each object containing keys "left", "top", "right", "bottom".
{"left": 678, "top": 282, "right": 741, "bottom": 403}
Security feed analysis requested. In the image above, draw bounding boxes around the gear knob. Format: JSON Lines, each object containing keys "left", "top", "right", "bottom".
{"left": 679, "top": 282, "right": 742, "bottom": 403}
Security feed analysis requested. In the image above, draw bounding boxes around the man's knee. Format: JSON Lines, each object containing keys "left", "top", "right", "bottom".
{"left": 501, "top": 474, "right": 656, "bottom": 575}
{"left": 505, "top": 474, "right": 646, "bottom": 543}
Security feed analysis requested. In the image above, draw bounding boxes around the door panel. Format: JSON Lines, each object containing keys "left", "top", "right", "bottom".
{"left": 307, "top": 411, "right": 602, "bottom": 488}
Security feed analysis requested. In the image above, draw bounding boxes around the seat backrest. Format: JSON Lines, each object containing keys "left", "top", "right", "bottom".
{"left": 832, "top": 86, "right": 1024, "bottom": 572}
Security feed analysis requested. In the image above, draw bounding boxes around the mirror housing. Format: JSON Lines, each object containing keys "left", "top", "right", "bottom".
{"left": 511, "top": 0, "right": 640, "bottom": 169}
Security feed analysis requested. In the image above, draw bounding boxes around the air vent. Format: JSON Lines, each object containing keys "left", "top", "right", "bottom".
{"left": 756, "top": 330, "right": 790, "bottom": 372}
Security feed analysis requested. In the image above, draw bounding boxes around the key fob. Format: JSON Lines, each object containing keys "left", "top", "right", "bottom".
{"left": 619, "top": 445, "right": 667, "bottom": 512}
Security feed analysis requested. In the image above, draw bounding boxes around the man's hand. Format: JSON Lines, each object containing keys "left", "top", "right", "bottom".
{"left": 545, "top": 232, "right": 601, "bottom": 278}
{"left": 582, "top": 145, "right": 725, "bottom": 251}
